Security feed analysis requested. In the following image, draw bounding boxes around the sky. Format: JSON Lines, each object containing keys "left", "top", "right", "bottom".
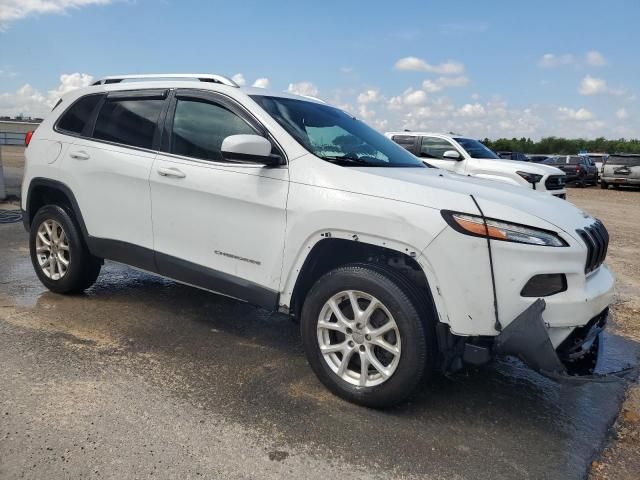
{"left": 0, "top": 0, "right": 638, "bottom": 140}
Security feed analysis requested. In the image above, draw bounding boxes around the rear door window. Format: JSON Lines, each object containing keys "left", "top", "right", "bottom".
{"left": 391, "top": 135, "right": 417, "bottom": 153}
{"left": 56, "top": 94, "right": 103, "bottom": 135}
{"left": 93, "top": 92, "right": 166, "bottom": 149}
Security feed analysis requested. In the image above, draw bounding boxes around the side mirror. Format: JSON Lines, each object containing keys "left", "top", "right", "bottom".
{"left": 221, "top": 134, "right": 280, "bottom": 166}
{"left": 443, "top": 150, "right": 462, "bottom": 160}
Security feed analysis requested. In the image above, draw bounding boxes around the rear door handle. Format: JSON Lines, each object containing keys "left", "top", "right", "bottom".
{"left": 69, "top": 150, "right": 90, "bottom": 160}
{"left": 157, "top": 167, "right": 186, "bottom": 179}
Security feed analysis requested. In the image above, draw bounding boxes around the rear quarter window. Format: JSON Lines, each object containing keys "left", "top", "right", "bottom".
{"left": 56, "top": 94, "right": 103, "bottom": 135}
{"left": 606, "top": 156, "right": 640, "bottom": 167}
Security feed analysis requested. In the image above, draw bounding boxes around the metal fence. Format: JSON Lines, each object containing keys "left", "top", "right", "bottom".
{"left": 0, "top": 132, "right": 26, "bottom": 146}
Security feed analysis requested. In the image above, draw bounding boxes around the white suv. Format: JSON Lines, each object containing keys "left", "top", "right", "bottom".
{"left": 386, "top": 132, "right": 568, "bottom": 198}
{"left": 22, "top": 74, "right": 613, "bottom": 407}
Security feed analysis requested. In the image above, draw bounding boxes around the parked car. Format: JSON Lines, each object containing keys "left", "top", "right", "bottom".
{"left": 600, "top": 154, "right": 640, "bottom": 189}
{"left": 583, "top": 153, "right": 609, "bottom": 181}
{"left": 497, "top": 151, "right": 529, "bottom": 161}
{"left": 544, "top": 155, "right": 598, "bottom": 187}
{"left": 22, "top": 74, "right": 613, "bottom": 407}
{"left": 386, "top": 132, "right": 567, "bottom": 198}
{"left": 529, "top": 154, "right": 558, "bottom": 163}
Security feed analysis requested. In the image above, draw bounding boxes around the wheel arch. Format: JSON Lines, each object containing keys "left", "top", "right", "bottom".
{"left": 24, "top": 178, "right": 89, "bottom": 241}
{"left": 283, "top": 236, "right": 440, "bottom": 323}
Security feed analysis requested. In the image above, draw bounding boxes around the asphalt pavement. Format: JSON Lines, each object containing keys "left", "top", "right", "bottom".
{"left": 1, "top": 220, "right": 638, "bottom": 479}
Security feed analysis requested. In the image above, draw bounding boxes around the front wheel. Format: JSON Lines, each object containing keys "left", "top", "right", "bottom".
{"left": 300, "top": 264, "right": 435, "bottom": 407}
{"left": 600, "top": 181, "right": 608, "bottom": 189}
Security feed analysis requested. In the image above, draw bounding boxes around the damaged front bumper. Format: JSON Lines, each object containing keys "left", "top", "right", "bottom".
{"left": 492, "top": 298, "right": 607, "bottom": 376}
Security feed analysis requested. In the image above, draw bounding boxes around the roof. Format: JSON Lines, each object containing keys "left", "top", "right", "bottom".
{"left": 73, "top": 74, "right": 327, "bottom": 105}
{"left": 386, "top": 131, "right": 475, "bottom": 139}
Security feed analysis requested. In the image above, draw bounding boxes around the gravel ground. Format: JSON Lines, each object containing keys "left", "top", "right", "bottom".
{"left": 0, "top": 155, "right": 638, "bottom": 479}
{"left": 566, "top": 187, "right": 640, "bottom": 480}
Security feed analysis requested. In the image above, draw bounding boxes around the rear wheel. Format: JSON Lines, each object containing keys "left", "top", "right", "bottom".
{"left": 30, "top": 205, "right": 101, "bottom": 293}
{"left": 300, "top": 264, "right": 435, "bottom": 407}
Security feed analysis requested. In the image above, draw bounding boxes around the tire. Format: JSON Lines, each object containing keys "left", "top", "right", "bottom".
{"left": 300, "top": 263, "right": 435, "bottom": 408}
{"left": 600, "top": 181, "right": 608, "bottom": 189}
{"left": 29, "top": 205, "right": 101, "bottom": 294}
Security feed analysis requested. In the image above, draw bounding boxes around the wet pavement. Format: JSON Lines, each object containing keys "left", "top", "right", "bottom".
{"left": 1, "top": 221, "right": 638, "bottom": 479}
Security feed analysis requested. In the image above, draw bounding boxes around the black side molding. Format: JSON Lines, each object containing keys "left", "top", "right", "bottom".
{"left": 87, "top": 237, "right": 157, "bottom": 273}
{"left": 87, "top": 236, "right": 278, "bottom": 311}
{"left": 155, "top": 251, "right": 279, "bottom": 310}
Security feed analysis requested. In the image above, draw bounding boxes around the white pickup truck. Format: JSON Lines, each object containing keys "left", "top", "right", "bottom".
{"left": 386, "top": 132, "right": 567, "bottom": 198}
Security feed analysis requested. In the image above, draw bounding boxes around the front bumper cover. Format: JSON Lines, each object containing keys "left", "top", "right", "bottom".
{"left": 493, "top": 298, "right": 607, "bottom": 376}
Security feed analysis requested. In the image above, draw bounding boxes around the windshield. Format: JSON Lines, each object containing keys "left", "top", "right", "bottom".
{"left": 251, "top": 95, "right": 424, "bottom": 167}
{"left": 453, "top": 137, "right": 499, "bottom": 159}
{"left": 606, "top": 155, "right": 640, "bottom": 167}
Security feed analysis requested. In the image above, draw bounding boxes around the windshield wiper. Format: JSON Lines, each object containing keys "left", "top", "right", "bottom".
{"left": 318, "top": 155, "right": 372, "bottom": 166}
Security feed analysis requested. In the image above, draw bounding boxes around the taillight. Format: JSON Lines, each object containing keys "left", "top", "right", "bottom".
{"left": 576, "top": 164, "right": 580, "bottom": 171}
{"left": 25, "top": 130, "right": 34, "bottom": 147}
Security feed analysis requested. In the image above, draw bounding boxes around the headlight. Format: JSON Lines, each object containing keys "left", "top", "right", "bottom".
{"left": 442, "top": 211, "right": 568, "bottom": 247}
{"left": 516, "top": 171, "right": 543, "bottom": 185}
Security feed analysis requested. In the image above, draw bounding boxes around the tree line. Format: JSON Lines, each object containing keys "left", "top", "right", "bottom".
{"left": 481, "top": 137, "right": 640, "bottom": 155}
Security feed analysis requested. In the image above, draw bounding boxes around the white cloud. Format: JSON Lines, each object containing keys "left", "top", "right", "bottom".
{"left": 231, "top": 73, "right": 246, "bottom": 86}
{"left": 616, "top": 108, "right": 629, "bottom": 120}
{"left": 585, "top": 50, "right": 606, "bottom": 66}
{"left": 287, "top": 81, "right": 319, "bottom": 97}
{"left": 422, "top": 75, "right": 469, "bottom": 92}
{"left": 252, "top": 77, "right": 270, "bottom": 89}
{"left": 0, "top": 0, "right": 113, "bottom": 28}
{"left": 538, "top": 53, "right": 575, "bottom": 68}
{"left": 457, "top": 103, "right": 486, "bottom": 117}
{"left": 394, "top": 56, "right": 465, "bottom": 75}
{"left": 403, "top": 90, "right": 427, "bottom": 105}
{"left": 0, "top": 72, "right": 93, "bottom": 117}
{"left": 356, "top": 89, "right": 380, "bottom": 104}
{"left": 578, "top": 75, "right": 625, "bottom": 96}
{"left": 388, "top": 88, "right": 428, "bottom": 109}
{"left": 557, "top": 106, "right": 594, "bottom": 121}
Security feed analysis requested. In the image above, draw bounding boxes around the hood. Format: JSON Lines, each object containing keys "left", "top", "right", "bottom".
{"left": 353, "top": 167, "right": 594, "bottom": 236}
{"left": 472, "top": 157, "right": 564, "bottom": 176}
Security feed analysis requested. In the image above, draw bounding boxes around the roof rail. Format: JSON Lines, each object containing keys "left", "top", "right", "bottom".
{"left": 91, "top": 74, "right": 240, "bottom": 87}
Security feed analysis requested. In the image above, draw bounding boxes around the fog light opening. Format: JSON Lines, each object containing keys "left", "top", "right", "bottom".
{"left": 520, "top": 274, "right": 567, "bottom": 297}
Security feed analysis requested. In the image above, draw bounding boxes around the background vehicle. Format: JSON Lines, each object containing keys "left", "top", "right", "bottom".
{"left": 529, "top": 154, "right": 558, "bottom": 163}
{"left": 22, "top": 74, "right": 612, "bottom": 407}
{"left": 544, "top": 155, "right": 598, "bottom": 187}
{"left": 583, "top": 153, "right": 609, "bottom": 181}
{"left": 497, "top": 151, "right": 528, "bottom": 161}
{"left": 601, "top": 154, "right": 640, "bottom": 189}
{"left": 386, "top": 132, "right": 567, "bottom": 198}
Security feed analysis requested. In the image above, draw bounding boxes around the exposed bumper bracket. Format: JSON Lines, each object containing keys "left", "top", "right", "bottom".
{"left": 494, "top": 298, "right": 567, "bottom": 375}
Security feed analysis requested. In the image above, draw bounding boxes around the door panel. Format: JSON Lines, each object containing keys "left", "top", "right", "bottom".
{"left": 150, "top": 155, "right": 288, "bottom": 296}
{"left": 149, "top": 91, "right": 289, "bottom": 303}
{"left": 64, "top": 138, "right": 156, "bottom": 250}
{"left": 60, "top": 92, "right": 166, "bottom": 251}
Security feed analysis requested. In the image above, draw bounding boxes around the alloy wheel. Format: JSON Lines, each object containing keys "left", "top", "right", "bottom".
{"left": 317, "top": 290, "right": 402, "bottom": 387}
{"left": 35, "top": 219, "right": 70, "bottom": 280}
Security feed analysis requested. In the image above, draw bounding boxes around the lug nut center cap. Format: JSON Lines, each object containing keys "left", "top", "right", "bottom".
{"left": 352, "top": 332, "right": 365, "bottom": 344}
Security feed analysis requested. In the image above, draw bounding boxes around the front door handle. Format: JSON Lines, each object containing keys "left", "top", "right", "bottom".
{"left": 69, "top": 150, "right": 90, "bottom": 160}
{"left": 157, "top": 167, "right": 186, "bottom": 179}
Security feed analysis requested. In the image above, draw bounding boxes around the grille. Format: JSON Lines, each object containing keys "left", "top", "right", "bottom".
{"left": 576, "top": 220, "right": 609, "bottom": 274}
{"left": 545, "top": 174, "right": 566, "bottom": 190}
